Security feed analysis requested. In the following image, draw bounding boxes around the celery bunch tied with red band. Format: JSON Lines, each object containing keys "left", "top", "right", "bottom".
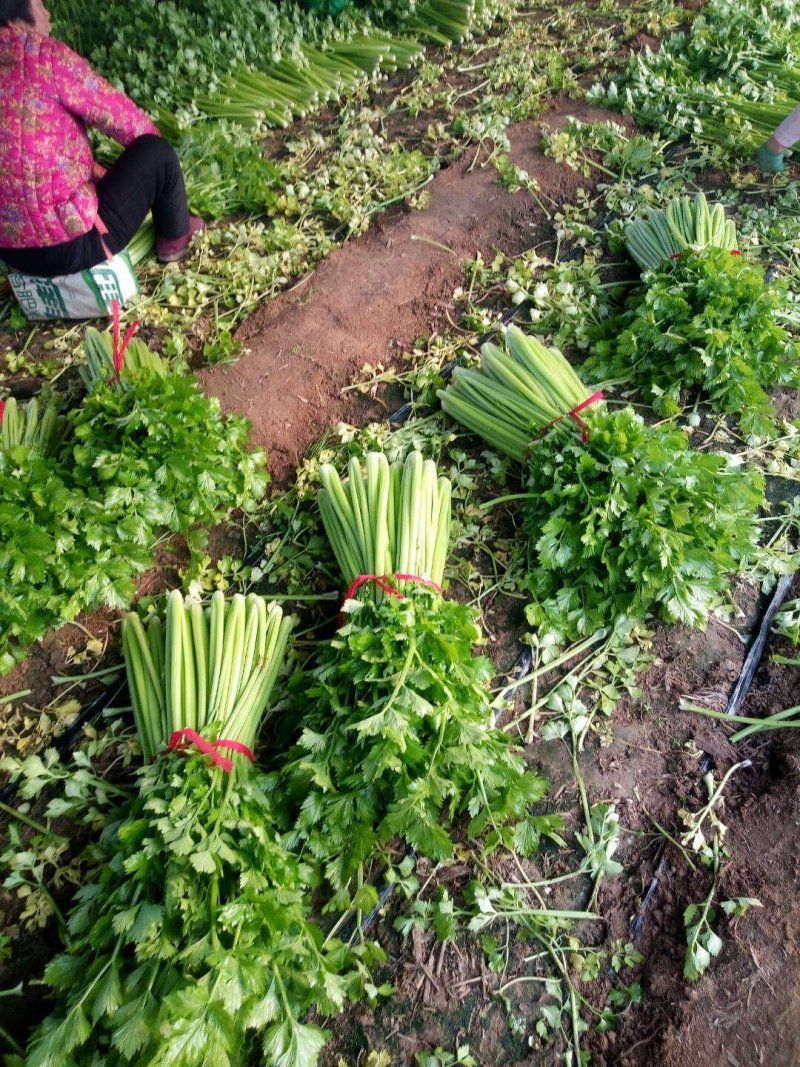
{"left": 439, "top": 326, "right": 764, "bottom": 642}
{"left": 439, "top": 326, "right": 600, "bottom": 462}
{"left": 318, "top": 449, "right": 451, "bottom": 604}
{"left": 273, "top": 450, "right": 558, "bottom": 907}
{"left": 122, "top": 589, "right": 294, "bottom": 761}
{"left": 27, "top": 592, "right": 381, "bottom": 1067}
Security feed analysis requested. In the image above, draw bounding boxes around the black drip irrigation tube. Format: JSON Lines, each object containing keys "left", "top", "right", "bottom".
{"left": 631, "top": 572, "right": 796, "bottom": 940}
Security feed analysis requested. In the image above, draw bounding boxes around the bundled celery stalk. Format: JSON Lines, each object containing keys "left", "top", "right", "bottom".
{"left": 440, "top": 326, "right": 595, "bottom": 462}
{"left": 277, "top": 450, "right": 554, "bottom": 904}
{"left": 404, "top": 0, "right": 490, "bottom": 44}
{"left": 626, "top": 192, "right": 738, "bottom": 271}
{"left": 81, "top": 325, "right": 167, "bottom": 392}
{"left": 198, "top": 34, "right": 424, "bottom": 125}
{"left": 122, "top": 589, "right": 293, "bottom": 760}
{"left": 439, "top": 326, "right": 764, "bottom": 641}
{"left": 318, "top": 450, "right": 451, "bottom": 601}
{"left": 0, "top": 396, "right": 65, "bottom": 456}
{"left": 27, "top": 593, "right": 378, "bottom": 1067}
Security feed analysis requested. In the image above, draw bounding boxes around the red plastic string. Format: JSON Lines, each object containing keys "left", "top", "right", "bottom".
{"left": 730, "top": 249, "right": 742, "bottom": 256}
{"left": 109, "top": 299, "right": 140, "bottom": 383}
{"left": 0, "top": 400, "right": 5, "bottom": 426}
{"left": 532, "top": 391, "right": 604, "bottom": 447}
{"left": 337, "top": 572, "right": 444, "bottom": 627}
{"left": 166, "top": 728, "right": 254, "bottom": 773}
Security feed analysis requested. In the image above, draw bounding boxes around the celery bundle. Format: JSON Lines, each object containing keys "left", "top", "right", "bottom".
{"left": 0, "top": 396, "right": 65, "bottom": 456}
{"left": 81, "top": 325, "right": 167, "bottom": 392}
{"left": 122, "top": 589, "right": 293, "bottom": 760}
{"left": 439, "top": 325, "right": 595, "bottom": 462}
{"left": 439, "top": 326, "right": 764, "bottom": 640}
{"left": 274, "top": 451, "right": 552, "bottom": 902}
{"left": 198, "top": 34, "right": 425, "bottom": 126}
{"left": 626, "top": 192, "right": 738, "bottom": 271}
{"left": 405, "top": 0, "right": 492, "bottom": 44}
{"left": 318, "top": 450, "right": 451, "bottom": 600}
{"left": 28, "top": 592, "right": 376, "bottom": 1067}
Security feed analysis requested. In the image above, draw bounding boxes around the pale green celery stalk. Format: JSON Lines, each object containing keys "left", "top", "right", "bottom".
{"left": 439, "top": 388, "right": 529, "bottom": 461}
{"left": 442, "top": 369, "right": 535, "bottom": 447}
{"left": 387, "top": 461, "right": 399, "bottom": 568}
{"left": 480, "top": 345, "right": 560, "bottom": 417}
{"left": 209, "top": 593, "right": 240, "bottom": 721}
{"left": 398, "top": 451, "right": 420, "bottom": 576}
{"left": 189, "top": 600, "right": 208, "bottom": 733}
{"left": 505, "top": 328, "right": 588, "bottom": 411}
{"left": 420, "top": 459, "right": 438, "bottom": 581}
{"left": 349, "top": 458, "right": 373, "bottom": 575}
{"left": 318, "top": 468, "right": 359, "bottom": 576}
{"left": 147, "top": 616, "right": 164, "bottom": 700}
{"left": 122, "top": 615, "right": 161, "bottom": 759}
{"left": 450, "top": 365, "right": 533, "bottom": 427}
{"left": 254, "top": 596, "right": 269, "bottom": 662}
{"left": 224, "top": 610, "right": 294, "bottom": 754}
{"left": 239, "top": 595, "right": 261, "bottom": 698}
{"left": 166, "top": 589, "right": 183, "bottom": 736}
{"left": 369, "top": 452, "right": 392, "bottom": 578}
{"left": 206, "top": 591, "right": 227, "bottom": 722}
{"left": 431, "top": 477, "right": 452, "bottom": 586}
{"left": 319, "top": 485, "right": 362, "bottom": 581}
{"left": 181, "top": 597, "right": 197, "bottom": 733}
{"left": 219, "top": 594, "right": 247, "bottom": 722}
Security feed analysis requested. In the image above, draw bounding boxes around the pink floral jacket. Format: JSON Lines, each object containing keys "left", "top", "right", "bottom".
{"left": 0, "top": 26, "right": 158, "bottom": 249}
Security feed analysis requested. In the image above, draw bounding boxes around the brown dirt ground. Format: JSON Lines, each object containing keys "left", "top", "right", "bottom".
{"left": 199, "top": 99, "right": 630, "bottom": 483}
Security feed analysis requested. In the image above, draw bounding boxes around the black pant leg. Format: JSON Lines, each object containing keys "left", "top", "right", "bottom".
{"left": 0, "top": 229, "right": 103, "bottom": 277}
{"left": 96, "top": 134, "right": 190, "bottom": 253}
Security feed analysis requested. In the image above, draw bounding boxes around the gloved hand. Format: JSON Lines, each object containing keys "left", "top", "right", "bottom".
{"left": 755, "top": 142, "right": 786, "bottom": 174}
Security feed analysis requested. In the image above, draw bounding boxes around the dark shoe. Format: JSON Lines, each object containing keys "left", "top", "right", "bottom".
{"left": 156, "top": 216, "right": 206, "bottom": 264}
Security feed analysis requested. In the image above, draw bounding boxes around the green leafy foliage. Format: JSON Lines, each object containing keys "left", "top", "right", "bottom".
{"left": 0, "top": 362, "right": 267, "bottom": 674}
{"left": 276, "top": 591, "right": 554, "bottom": 899}
{"left": 0, "top": 447, "right": 150, "bottom": 674}
{"left": 68, "top": 371, "right": 267, "bottom": 535}
{"left": 591, "top": 0, "right": 800, "bottom": 154}
{"left": 588, "top": 248, "right": 799, "bottom": 439}
{"left": 522, "top": 407, "right": 764, "bottom": 642}
{"left": 774, "top": 598, "right": 800, "bottom": 644}
{"left": 25, "top": 752, "right": 380, "bottom": 1067}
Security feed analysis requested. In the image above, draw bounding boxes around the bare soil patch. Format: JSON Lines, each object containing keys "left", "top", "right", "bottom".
{"left": 199, "top": 100, "right": 627, "bottom": 482}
